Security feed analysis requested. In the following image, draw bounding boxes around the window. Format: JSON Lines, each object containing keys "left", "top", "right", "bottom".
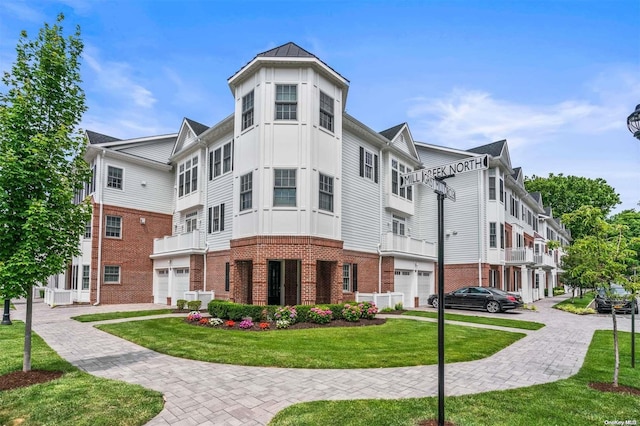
{"left": 499, "top": 179, "right": 504, "bottom": 202}
{"left": 500, "top": 223, "right": 505, "bottom": 249}
{"left": 489, "top": 177, "right": 496, "bottom": 200}
{"left": 82, "top": 265, "right": 90, "bottom": 290}
{"left": 392, "top": 215, "right": 406, "bottom": 236}
{"left": 210, "top": 142, "right": 232, "bottom": 179}
{"left": 343, "top": 264, "right": 351, "bottom": 292}
{"left": 516, "top": 233, "right": 524, "bottom": 248}
{"left": 107, "top": 166, "right": 123, "bottom": 189}
{"left": 84, "top": 221, "right": 92, "bottom": 239}
{"left": 225, "top": 262, "right": 230, "bottom": 292}
{"left": 71, "top": 265, "right": 79, "bottom": 290}
{"left": 392, "top": 160, "right": 398, "bottom": 195}
{"left": 359, "top": 147, "right": 378, "bottom": 183}
{"left": 175, "top": 268, "right": 189, "bottom": 276}
{"left": 208, "top": 204, "right": 225, "bottom": 233}
{"left": 185, "top": 211, "right": 198, "bottom": 232}
{"left": 489, "top": 269, "right": 498, "bottom": 287}
{"left": 242, "top": 90, "right": 254, "bottom": 130}
{"left": 90, "top": 165, "right": 96, "bottom": 193}
{"left": 319, "top": 173, "right": 333, "bottom": 212}
{"left": 274, "top": 169, "right": 296, "bottom": 207}
{"left": 275, "top": 85, "right": 297, "bottom": 120}
{"left": 105, "top": 215, "right": 121, "bottom": 238}
{"left": 240, "top": 172, "right": 253, "bottom": 211}
{"left": 319, "top": 91, "right": 334, "bottom": 131}
{"left": 489, "top": 222, "right": 497, "bottom": 248}
{"left": 391, "top": 159, "right": 412, "bottom": 201}
{"left": 178, "top": 155, "right": 198, "bottom": 197}
{"left": 104, "top": 265, "right": 120, "bottom": 283}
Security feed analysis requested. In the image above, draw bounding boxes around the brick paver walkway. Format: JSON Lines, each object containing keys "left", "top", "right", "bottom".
{"left": 11, "top": 296, "right": 638, "bottom": 425}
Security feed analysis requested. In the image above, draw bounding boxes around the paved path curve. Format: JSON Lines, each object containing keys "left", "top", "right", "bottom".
{"left": 12, "top": 296, "right": 638, "bottom": 426}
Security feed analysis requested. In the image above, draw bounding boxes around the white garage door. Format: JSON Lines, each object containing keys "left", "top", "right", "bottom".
{"left": 394, "top": 270, "right": 413, "bottom": 308}
{"left": 155, "top": 269, "right": 169, "bottom": 304}
{"left": 172, "top": 268, "right": 190, "bottom": 305}
{"left": 417, "top": 271, "right": 432, "bottom": 306}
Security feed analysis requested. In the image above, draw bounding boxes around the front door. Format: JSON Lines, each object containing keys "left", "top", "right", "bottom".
{"left": 268, "top": 261, "right": 281, "bottom": 305}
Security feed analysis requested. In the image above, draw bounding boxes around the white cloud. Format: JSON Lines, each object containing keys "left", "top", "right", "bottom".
{"left": 0, "top": 1, "right": 45, "bottom": 23}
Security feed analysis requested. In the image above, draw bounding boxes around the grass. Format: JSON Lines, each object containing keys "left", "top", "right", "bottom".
{"left": 71, "top": 309, "right": 173, "bottom": 322}
{"left": 269, "top": 329, "right": 640, "bottom": 426}
{"left": 401, "top": 310, "right": 545, "bottom": 330}
{"left": 97, "top": 318, "right": 524, "bottom": 368}
{"left": 0, "top": 322, "right": 164, "bottom": 426}
{"left": 554, "top": 291, "right": 595, "bottom": 309}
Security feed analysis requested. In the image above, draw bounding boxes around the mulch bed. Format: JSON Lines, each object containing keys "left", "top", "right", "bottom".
{"left": 0, "top": 370, "right": 63, "bottom": 391}
{"left": 589, "top": 382, "right": 640, "bottom": 395}
{"left": 418, "top": 420, "right": 456, "bottom": 426}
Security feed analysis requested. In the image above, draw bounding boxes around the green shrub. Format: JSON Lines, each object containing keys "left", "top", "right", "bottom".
{"left": 553, "top": 287, "right": 565, "bottom": 296}
{"left": 342, "top": 303, "right": 362, "bottom": 322}
{"left": 394, "top": 302, "right": 404, "bottom": 311}
{"left": 176, "top": 299, "right": 187, "bottom": 310}
{"left": 544, "top": 289, "right": 548, "bottom": 297}
{"left": 554, "top": 304, "right": 595, "bottom": 315}
{"left": 380, "top": 307, "right": 394, "bottom": 313}
{"left": 294, "top": 305, "right": 311, "bottom": 323}
{"left": 326, "top": 304, "right": 346, "bottom": 320}
{"left": 187, "top": 300, "right": 202, "bottom": 311}
{"left": 208, "top": 300, "right": 233, "bottom": 318}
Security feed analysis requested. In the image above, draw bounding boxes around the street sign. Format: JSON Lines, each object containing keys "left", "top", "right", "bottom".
{"left": 423, "top": 154, "right": 488, "bottom": 179}
{"left": 425, "top": 176, "right": 456, "bottom": 201}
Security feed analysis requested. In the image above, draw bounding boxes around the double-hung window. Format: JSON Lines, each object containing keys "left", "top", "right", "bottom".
{"left": 391, "top": 159, "right": 412, "bottom": 201}
{"left": 104, "top": 265, "right": 120, "bottom": 284}
{"left": 489, "top": 177, "right": 496, "bottom": 200}
{"left": 274, "top": 169, "right": 296, "bottom": 207}
{"left": 343, "top": 264, "right": 351, "bottom": 292}
{"left": 208, "top": 204, "right": 225, "bottom": 233}
{"left": 319, "top": 91, "right": 334, "bottom": 131}
{"left": 185, "top": 211, "right": 198, "bottom": 232}
{"left": 359, "top": 147, "right": 378, "bottom": 183}
{"left": 84, "top": 221, "right": 92, "bottom": 239}
{"left": 489, "top": 222, "right": 497, "bottom": 248}
{"left": 82, "top": 265, "right": 90, "bottom": 290}
{"left": 500, "top": 223, "right": 505, "bottom": 249}
{"left": 178, "top": 155, "right": 198, "bottom": 197}
{"left": 319, "top": 173, "right": 333, "bottom": 212}
{"left": 240, "top": 172, "right": 253, "bottom": 211}
{"left": 107, "top": 166, "right": 123, "bottom": 189}
{"left": 275, "top": 85, "right": 297, "bottom": 120}
{"left": 210, "top": 142, "right": 232, "bottom": 179}
{"left": 392, "top": 215, "right": 406, "bottom": 236}
{"left": 242, "top": 90, "right": 254, "bottom": 130}
{"left": 105, "top": 215, "right": 121, "bottom": 238}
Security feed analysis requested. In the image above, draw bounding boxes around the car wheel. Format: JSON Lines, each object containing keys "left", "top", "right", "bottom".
{"left": 431, "top": 298, "right": 439, "bottom": 308}
{"left": 486, "top": 300, "right": 501, "bottom": 313}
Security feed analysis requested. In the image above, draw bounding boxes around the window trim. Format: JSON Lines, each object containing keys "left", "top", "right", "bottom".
{"left": 318, "top": 173, "right": 334, "bottom": 212}
{"left": 105, "top": 215, "right": 122, "bottom": 238}
{"left": 489, "top": 222, "right": 497, "bottom": 248}
{"left": 242, "top": 90, "right": 254, "bottom": 130}
{"left": 392, "top": 215, "right": 406, "bottom": 236}
{"left": 208, "top": 203, "right": 225, "bottom": 233}
{"left": 178, "top": 155, "right": 198, "bottom": 197}
{"left": 106, "top": 165, "right": 123, "bottom": 190}
{"left": 103, "top": 265, "right": 121, "bottom": 284}
{"left": 275, "top": 84, "right": 297, "bottom": 120}
{"left": 359, "top": 147, "right": 379, "bottom": 183}
{"left": 273, "top": 168, "right": 297, "bottom": 207}
{"left": 319, "top": 91, "right": 334, "bottom": 132}
{"left": 240, "top": 172, "right": 253, "bottom": 211}
{"left": 185, "top": 211, "right": 198, "bottom": 233}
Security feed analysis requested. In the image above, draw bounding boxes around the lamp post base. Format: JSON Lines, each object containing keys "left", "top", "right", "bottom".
{"left": 1, "top": 299, "right": 12, "bottom": 325}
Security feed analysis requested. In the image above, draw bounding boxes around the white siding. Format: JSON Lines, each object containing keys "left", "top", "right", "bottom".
{"left": 207, "top": 134, "right": 234, "bottom": 250}
{"left": 117, "top": 138, "right": 175, "bottom": 163}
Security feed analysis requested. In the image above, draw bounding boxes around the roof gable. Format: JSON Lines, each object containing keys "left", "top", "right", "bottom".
{"left": 257, "top": 42, "right": 315, "bottom": 58}
{"left": 172, "top": 118, "right": 209, "bottom": 156}
{"left": 468, "top": 139, "right": 513, "bottom": 171}
{"left": 379, "top": 122, "right": 419, "bottom": 161}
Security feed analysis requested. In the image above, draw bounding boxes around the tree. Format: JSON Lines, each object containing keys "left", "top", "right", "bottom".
{"left": 609, "top": 209, "right": 640, "bottom": 273}
{"left": 0, "top": 14, "right": 91, "bottom": 371}
{"left": 524, "top": 173, "right": 621, "bottom": 237}
{"left": 561, "top": 206, "right": 637, "bottom": 387}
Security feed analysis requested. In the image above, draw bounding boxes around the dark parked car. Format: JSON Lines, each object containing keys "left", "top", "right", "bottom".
{"left": 427, "top": 286, "right": 523, "bottom": 313}
{"left": 594, "top": 284, "right": 638, "bottom": 314}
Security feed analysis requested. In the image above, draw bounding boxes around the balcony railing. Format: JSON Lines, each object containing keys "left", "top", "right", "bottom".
{"left": 534, "top": 252, "right": 556, "bottom": 269}
{"left": 381, "top": 232, "right": 436, "bottom": 258}
{"left": 505, "top": 247, "right": 534, "bottom": 265}
{"left": 153, "top": 231, "right": 204, "bottom": 256}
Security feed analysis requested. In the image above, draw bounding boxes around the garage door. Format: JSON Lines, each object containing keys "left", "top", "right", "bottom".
{"left": 394, "top": 270, "right": 413, "bottom": 308}
{"left": 417, "top": 271, "right": 432, "bottom": 306}
{"left": 172, "top": 268, "right": 190, "bottom": 305}
{"left": 155, "top": 269, "right": 169, "bottom": 304}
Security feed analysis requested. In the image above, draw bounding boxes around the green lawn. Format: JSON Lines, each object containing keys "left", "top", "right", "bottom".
{"left": 554, "top": 291, "right": 595, "bottom": 309}
{"left": 0, "top": 322, "right": 164, "bottom": 426}
{"left": 401, "top": 311, "right": 545, "bottom": 330}
{"left": 97, "top": 318, "right": 524, "bottom": 368}
{"left": 270, "top": 330, "right": 640, "bottom": 426}
{"left": 71, "top": 309, "right": 173, "bottom": 322}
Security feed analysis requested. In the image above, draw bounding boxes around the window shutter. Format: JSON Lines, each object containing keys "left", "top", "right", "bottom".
{"left": 374, "top": 154, "right": 379, "bottom": 183}
{"left": 207, "top": 207, "right": 212, "bottom": 233}
{"left": 231, "top": 141, "right": 234, "bottom": 171}
{"left": 220, "top": 204, "right": 225, "bottom": 231}
{"left": 209, "top": 151, "right": 213, "bottom": 181}
{"left": 225, "top": 262, "right": 230, "bottom": 291}
{"left": 359, "top": 147, "right": 364, "bottom": 177}
{"left": 352, "top": 264, "right": 358, "bottom": 292}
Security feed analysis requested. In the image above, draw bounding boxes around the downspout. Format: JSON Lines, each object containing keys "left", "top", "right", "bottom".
{"left": 203, "top": 243, "right": 209, "bottom": 291}
{"left": 94, "top": 149, "right": 106, "bottom": 305}
{"left": 377, "top": 244, "right": 382, "bottom": 293}
{"left": 477, "top": 168, "right": 483, "bottom": 287}
{"left": 378, "top": 145, "right": 385, "bottom": 294}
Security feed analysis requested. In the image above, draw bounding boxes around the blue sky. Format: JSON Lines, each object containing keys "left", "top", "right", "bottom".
{"left": 1, "top": 0, "right": 639, "bottom": 214}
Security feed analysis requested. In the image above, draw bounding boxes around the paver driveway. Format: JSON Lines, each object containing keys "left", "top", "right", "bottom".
{"left": 12, "top": 296, "right": 638, "bottom": 425}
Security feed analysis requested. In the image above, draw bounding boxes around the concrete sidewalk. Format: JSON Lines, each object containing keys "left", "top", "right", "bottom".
{"left": 11, "top": 296, "right": 637, "bottom": 426}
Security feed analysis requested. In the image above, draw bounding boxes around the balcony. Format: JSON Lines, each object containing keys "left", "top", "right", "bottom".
{"left": 380, "top": 232, "right": 436, "bottom": 259}
{"left": 534, "top": 252, "right": 556, "bottom": 269}
{"left": 151, "top": 231, "right": 205, "bottom": 259}
{"left": 505, "top": 247, "right": 534, "bottom": 265}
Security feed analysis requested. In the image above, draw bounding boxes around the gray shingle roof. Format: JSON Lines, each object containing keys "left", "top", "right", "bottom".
{"left": 512, "top": 166, "right": 522, "bottom": 180}
{"left": 379, "top": 123, "right": 406, "bottom": 141}
{"left": 86, "top": 130, "right": 120, "bottom": 145}
{"left": 530, "top": 192, "right": 542, "bottom": 203}
{"left": 467, "top": 140, "right": 506, "bottom": 157}
{"left": 184, "top": 118, "right": 209, "bottom": 136}
{"left": 257, "top": 42, "right": 315, "bottom": 58}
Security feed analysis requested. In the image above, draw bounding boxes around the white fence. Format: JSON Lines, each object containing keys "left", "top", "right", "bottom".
{"left": 43, "top": 288, "right": 73, "bottom": 307}
{"left": 183, "top": 291, "right": 215, "bottom": 305}
{"left": 355, "top": 291, "right": 404, "bottom": 309}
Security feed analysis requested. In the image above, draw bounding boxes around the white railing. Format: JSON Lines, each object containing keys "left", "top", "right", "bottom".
{"left": 505, "top": 247, "right": 534, "bottom": 264}
{"left": 153, "top": 231, "right": 203, "bottom": 255}
{"left": 183, "top": 290, "right": 215, "bottom": 305}
{"left": 534, "top": 253, "right": 556, "bottom": 268}
{"left": 43, "top": 288, "right": 73, "bottom": 307}
{"left": 381, "top": 233, "right": 436, "bottom": 258}
{"left": 355, "top": 291, "right": 404, "bottom": 309}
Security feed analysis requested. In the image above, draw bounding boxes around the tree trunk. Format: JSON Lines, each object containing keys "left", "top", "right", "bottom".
{"left": 612, "top": 309, "right": 619, "bottom": 387}
{"left": 23, "top": 287, "right": 33, "bottom": 372}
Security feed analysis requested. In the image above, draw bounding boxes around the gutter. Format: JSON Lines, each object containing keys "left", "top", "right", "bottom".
{"left": 94, "top": 149, "right": 106, "bottom": 305}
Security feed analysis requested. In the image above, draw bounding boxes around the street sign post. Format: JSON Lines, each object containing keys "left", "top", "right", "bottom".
{"left": 399, "top": 154, "right": 488, "bottom": 426}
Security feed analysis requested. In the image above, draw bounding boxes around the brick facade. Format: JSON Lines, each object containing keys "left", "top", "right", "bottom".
{"left": 91, "top": 203, "right": 172, "bottom": 304}
{"left": 205, "top": 249, "right": 231, "bottom": 300}
{"left": 434, "top": 263, "right": 491, "bottom": 293}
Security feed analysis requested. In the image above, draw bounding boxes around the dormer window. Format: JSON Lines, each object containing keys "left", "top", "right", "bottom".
{"left": 275, "top": 85, "right": 297, "bottom": 120}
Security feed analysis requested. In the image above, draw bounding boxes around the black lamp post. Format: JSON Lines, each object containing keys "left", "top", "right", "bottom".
{"left": 1, "top": 299, "right": 11, "bottom": 326}
{"left": 627, "top": 104, "right": 640, "bottom": 368}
